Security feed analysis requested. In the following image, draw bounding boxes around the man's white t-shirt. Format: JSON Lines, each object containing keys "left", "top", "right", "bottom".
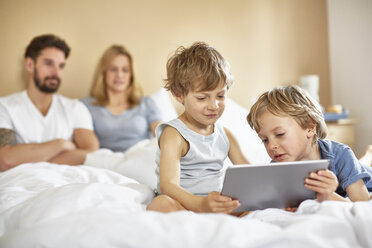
{"left": 0, "top": 91, "right": 93, "bottom": 144}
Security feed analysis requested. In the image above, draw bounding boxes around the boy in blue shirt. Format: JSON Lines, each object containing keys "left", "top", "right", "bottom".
{"left": 247, "top": 85, "right": 372, "bottom": 202}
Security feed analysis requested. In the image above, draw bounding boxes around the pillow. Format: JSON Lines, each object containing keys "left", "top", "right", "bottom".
{"left": 84, "top": 139, "right": 158, "bottom": 189}
{"left": 149, "top": 88, "right": 178, "bottom": 122}
{"left": 218, "top": 98, "right": 271, "bottom": 163}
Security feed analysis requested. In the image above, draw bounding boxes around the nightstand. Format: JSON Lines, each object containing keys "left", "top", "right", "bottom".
{"left": 326, "top": 119, "right": 356, "bottom": 150}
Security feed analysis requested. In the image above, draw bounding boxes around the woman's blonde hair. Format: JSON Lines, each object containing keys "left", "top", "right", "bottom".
{"left": 247, "top": 85, "right": 327, "bottom": 142}
{"left": 164, "top": 41, "right": 233, "bottom": 95}
{"left": 90, "top": 44, "right": 142, "bottom": 107}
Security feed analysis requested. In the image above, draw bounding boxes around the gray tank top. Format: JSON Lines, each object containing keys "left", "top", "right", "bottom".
{"left": 155, "top": 118, "right": 230, "bottom": 196}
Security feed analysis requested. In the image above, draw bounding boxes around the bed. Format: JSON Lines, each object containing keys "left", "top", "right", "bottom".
{"left": 1, "top": 89, "right": 371, "bottom": 247}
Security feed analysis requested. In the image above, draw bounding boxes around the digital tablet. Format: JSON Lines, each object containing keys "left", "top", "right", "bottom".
{"left": 221, "top": 160, "right": 330, "bottom": 212}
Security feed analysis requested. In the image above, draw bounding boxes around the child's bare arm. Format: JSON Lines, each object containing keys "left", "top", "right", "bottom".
{"left": 159, "top": 126, "right": 239, "bottom": 213}
{"left": 345, "top": 179, "right": 371, "bottom": 201}
{"left": 158, "top": 127, "right": 204, "bottom": 211}
{"left": 224, "top": 127, "right": 249, "bottom": 165}
{"left": 306, "top": 170, "right": 370, "bottom": 202}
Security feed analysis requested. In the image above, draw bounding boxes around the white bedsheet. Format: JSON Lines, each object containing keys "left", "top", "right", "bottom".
{"left": 0, "top": 161, "right": 371, "bottom": 248}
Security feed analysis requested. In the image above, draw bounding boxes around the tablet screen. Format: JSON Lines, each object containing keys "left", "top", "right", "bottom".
{"left": 221, "top": 160, "right": 330, "bottom": 212}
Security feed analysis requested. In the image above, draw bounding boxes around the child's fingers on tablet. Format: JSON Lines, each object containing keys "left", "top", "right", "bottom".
{"left": 317, "top": 169, "right": 337, "bottom": 179}
{"left": 307, "top": 175, "right": 336, "bottom": 186}
{"left": 212, "top": 201, "right": 239, "bottom": 213}
{"left": 304, "top": 183, "right": 324, "bottom": 193}
{"left": 305, "top": 178, "right": 333, "bottom": 189}
{"left": 215, "top": 195, "right": 234, "bottom": 202}
{"left": 305, "top": 181, "right": 335, "bottom": 196}
{"left": 305, "top": 178, "right": 327, "bottom": 188}
{"left": 309, "top": 170, "right": 336, "bottom": 181}
{"left": 222, "top": 203, "right": 240, "bottom": 214}
{"left": 218, "top": 199, "right": 240, "bottom": 208}
{"left": 307, "top": 172, "right": 339, "bottom": 193}
{"left": 210, "top": 191, "right": 234, "bottom": 202}
{"left": 307, "top": 173, "right": 338, "bottom": 187}
{"left": 305, "top": 177, "right": 322, "bottom": 185}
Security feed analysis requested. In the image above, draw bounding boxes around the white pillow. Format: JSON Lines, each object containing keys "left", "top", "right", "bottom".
{"left": 150, "top": 88, "right": 178, "bottom": 122}
{"left": 84, "top": 139, "right": 158, "bottom": 189}
{"left": 218, "top": 98, "right": 271, "bottom": 163}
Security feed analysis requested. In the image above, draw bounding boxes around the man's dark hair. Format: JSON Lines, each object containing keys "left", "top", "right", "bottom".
{"left": 25, "top": 34, "right": 70, "bottom": 60}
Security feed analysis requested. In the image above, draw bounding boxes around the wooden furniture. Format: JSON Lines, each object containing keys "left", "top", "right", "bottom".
{"left": 326, "top": 119, "right": 356, "bottom": 150}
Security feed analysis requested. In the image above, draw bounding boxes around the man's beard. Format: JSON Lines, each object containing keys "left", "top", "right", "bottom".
{"left": 34, "top": 69, "right": 61, "bottom": 93}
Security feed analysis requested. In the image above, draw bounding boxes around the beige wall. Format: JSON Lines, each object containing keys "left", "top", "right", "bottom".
{"left": 0, "top": 0, "right": 330, "bottom": 108}
{"left": 328, "top": 0, "right": 372, "bottom": 157}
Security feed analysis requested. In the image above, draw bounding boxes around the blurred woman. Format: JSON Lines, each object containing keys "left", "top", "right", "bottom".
{"left": 81, "top": 45, "right": 161, "bottom": 152}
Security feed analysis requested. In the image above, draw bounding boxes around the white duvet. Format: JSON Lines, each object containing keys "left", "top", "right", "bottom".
{"left": 1, "top": 140, "right": 372, "bottom": 247}
{"left": 0, "top": 163, "right": 371, "bottom": 247}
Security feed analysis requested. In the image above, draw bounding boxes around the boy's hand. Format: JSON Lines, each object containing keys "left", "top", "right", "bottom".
{"left": 201, "top": 191, "right": 240, "bottom": 213}
{"left": 304, "top": 169, "right": 338, "bottom": 202}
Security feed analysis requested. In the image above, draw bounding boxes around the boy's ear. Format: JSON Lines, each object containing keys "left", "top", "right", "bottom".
{"left": 174, "top": 92, "right": 184, "bottom": 105}
{"left": 306, "top": 121, "right": 317, "bottom": 138}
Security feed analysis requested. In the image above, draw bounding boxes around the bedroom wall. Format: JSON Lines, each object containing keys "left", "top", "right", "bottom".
{"left": 0, "top": 0, "right": 331, "bottom": 109}
{"left": 327, "top": 0, "right": 372, "bottom": 157}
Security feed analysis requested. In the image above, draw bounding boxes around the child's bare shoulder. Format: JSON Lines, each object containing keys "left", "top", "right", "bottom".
{"left": 159, "top": 125, "right": 189, "bottom": 156}
{"left": 161, "top": 125, "right": 180, "bottom": 137}
{"left": 159, "top": 125, "right": 186, "bottom": 146}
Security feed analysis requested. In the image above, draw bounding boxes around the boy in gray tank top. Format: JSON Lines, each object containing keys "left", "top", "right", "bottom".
{"left": 147, "top": 42, "right": 249, "bottom": 214}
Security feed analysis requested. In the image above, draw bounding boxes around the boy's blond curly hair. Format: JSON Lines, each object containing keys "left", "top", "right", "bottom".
{"left": 247, "top": 85, "right": 327, "bottom": 142}
{"left": 164, "top": 42, "right": 233, "bottom": 95}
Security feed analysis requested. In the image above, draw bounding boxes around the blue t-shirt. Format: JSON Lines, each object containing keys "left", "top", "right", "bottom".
{"left": 318, "top": 139, "right": 372, "bottom": 196}
{"left": 81, "top": 97, "right": 161, "bottom": 152}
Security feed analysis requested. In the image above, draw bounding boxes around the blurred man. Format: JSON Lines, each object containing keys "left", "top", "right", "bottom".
{"left": 0, "top": 34, "right": 99, "bottom": 171}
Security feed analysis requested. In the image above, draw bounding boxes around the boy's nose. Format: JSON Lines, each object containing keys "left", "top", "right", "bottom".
{"left": 269, "top": 142, "right": 279, "bottom": 150}
{"left": 208, "top": 99, "right": 219, "bottom": 110}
